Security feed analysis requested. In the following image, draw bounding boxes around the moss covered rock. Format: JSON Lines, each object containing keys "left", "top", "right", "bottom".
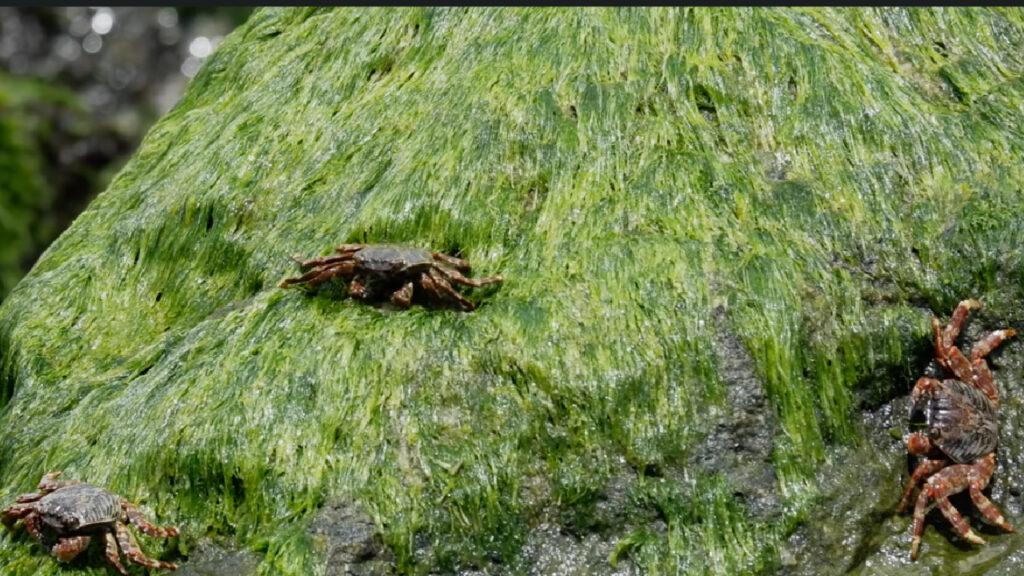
{"left": 2, "top": 7, "right": 1024, "bottom": 575}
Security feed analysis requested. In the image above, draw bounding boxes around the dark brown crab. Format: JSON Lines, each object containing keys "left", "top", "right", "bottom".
{"left": 1, "top": 472, "right": 178, "bottom": 574}
{"left": 897, "top": 299, "right": 1017, "bottom": 560}
{"left": 279, "top": 243, "right": 503, "bottom": 311}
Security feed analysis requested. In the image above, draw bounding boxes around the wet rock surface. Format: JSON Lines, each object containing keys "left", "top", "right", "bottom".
{"left": 310, "top": 502, "right": 395, "bottom": 576}
{"left": 688, "top": 306, "right": 781, "bottom": 520}
{"left": 509, "top": 522, "right": 641, "bottom": 576}
{"left": 780, "top": 318, "right": 1024, "bottom": 575}
{"left": 778, "top": 401, "right": 906, "bottom": 576}
{"left": 176, "top": 539, "right": 261, "bottom": 576}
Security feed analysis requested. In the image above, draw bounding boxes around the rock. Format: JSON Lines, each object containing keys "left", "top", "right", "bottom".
{"left": 511, "top": 523, "right": 641, "bottom": 576}
{"left": 310, "top": 502, "right": 394, "bottom": 575}
{"left": 777, "top": 403, "right": 906, "bottom": 576}
{"left": 2, "top": 8, "right": 1024, "bottom": 576}
{"left": 779, "top": 318, "right": 1024, "bottom": 575}
{"left": 687, "top": 305, "right": 781, "bottom": 520}
{"left": 176, "top": 539, "right": 261, "bottom": 576}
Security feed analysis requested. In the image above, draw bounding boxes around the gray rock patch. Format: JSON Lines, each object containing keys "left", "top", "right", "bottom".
{"left": 687, "top": 305, "right": 781, "bottom": 520}
{"left": 310, "top": 501, "right": 395, "bottom": 576}
{"left": 176, "top": 539, "right": 261, "bottom": 576}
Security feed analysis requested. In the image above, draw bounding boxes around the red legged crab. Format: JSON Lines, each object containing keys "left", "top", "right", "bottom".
{"left": 897, "top": 299, "right": 1017, "bottom": 560}
{"left": 279, "top": 243, "right": 503, "bottom": 311}
{"left": 1, "top": 472, "right": 179, "bottom": 574}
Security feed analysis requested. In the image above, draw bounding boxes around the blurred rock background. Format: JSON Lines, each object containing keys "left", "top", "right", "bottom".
{"left": 0, "top": 7, "right": 252, "bottom": 299}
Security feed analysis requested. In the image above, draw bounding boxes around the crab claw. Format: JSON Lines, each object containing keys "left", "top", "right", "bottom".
{"left": 904, "top": 432, "right": 931, "bottom": 456}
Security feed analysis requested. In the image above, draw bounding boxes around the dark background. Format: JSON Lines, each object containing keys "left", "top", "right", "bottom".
{"left": 0, "top": 7, "right": 253, "bottom": 299}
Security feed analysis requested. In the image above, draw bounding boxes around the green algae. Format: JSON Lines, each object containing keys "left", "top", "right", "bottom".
{"left": 2, "top": 7, "right": 1024, "bottom": 575}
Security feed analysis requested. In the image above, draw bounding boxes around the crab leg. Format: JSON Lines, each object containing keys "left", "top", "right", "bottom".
{"left": 52, "top": 535, "right": 92, "bottom": 562}
{"left": 23, "top": 512, "right": 45, "bottom": 544}
{"left": 910, "top": 464, "right": 983, "bottom": 560}
{"left": 970, "top": 359, "right": 1001, "bottom": 405}
{"left": 288, "top": 245, "right": 361, "bottom": 270}
{"left": 279, "top": 261, "right": 357, "bottom": 288}
{"left": 971, "top": 329, "right": 1017, "bottom": 361}
{"left": 942, "top": 345, "right": 976, "bottom": 387}
{"left": 970, "top": 487, "right": 1014, "bottom": 532}
{"left": 334, "top": 244, "right": 365, "bottom": 254}
{"left": 418, "top": 271, "right": 442, "bottom": 306}
{"left": 389, "top": 282, "right": 415, "bottom": 308}
{"left": 104, "top": 532, "right": 129, "bottom": 576}
{"left": 432, "top": 252, "right": 472, "bottom": 272}
{"left": 898, "top": 457, "right": 947, "bottom": 514}
{"left": 290, "top": 253, "right": 355, "bottom": 271}
{"left": 122, "top": 501, "right": 179, "bottom": 538}
{"left": 425, "top": 269, "right": 475, "bottom": 311}
{"left": 438, "top": 266, "right": 503, "bottom": 288}
{"left": 969, "top": 326, "right": 1015, "bottom": 403}
{"left": 910, "top": 496, "right": 941, "bottom": 560}
{"left": 348, "top": 277, "right": 369, "bottom": 299}
{"left": 1, "top": 502, "right": 32, "bottom": 527}
{"left": 966, "top": 453, "right": 1014, "bottom": 532}
{"left": 939, "top": 299, "right": 981, "bottom": 352}
{"left": 303, "top": 262, "right": 357, "bottom": 287}
{"left": 115, "top": 522, "right": 178, "bottom": 571}
{"left": 280, "top": 266, "right": 332, "bottom": 288}
{"left": 936, "top": 497, "right": 985, "bottom": 544}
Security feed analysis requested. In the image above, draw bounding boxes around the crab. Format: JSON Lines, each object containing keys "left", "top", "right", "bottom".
{"left": 1, "top": 472, "right": 178, "bottom": 574}
{"left": 279, "top": 243, "right": 503, "bottom": 311}
{"left": 897, "top": 299, "right": 1017, "bottom": 560}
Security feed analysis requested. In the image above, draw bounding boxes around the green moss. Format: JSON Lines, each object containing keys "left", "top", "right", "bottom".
{"left": 2, "top": 7, "right": 1024, "bottom": 575}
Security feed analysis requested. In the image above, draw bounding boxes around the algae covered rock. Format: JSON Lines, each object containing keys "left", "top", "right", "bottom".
{"left": 2, "top": 7, "right": 1024, "bottom": 575}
